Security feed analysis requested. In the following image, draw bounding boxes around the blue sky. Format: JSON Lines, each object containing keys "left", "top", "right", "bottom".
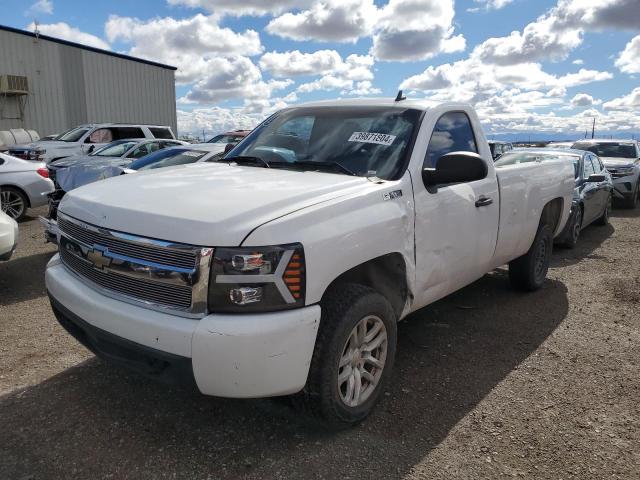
{"left": 3, "top": 0, "right": 640, "bottom": 139}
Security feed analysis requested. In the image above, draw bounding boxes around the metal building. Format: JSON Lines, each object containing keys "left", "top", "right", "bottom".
{"left": 0, "top": 24, "right": 177, "bottom": 137}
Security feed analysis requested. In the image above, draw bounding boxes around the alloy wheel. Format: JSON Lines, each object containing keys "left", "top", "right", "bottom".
{"left": 0, "top": 190, "right": 26, "bottom": 220}
{"left": 338, "top": 315, "right": 388, "bottom": 408}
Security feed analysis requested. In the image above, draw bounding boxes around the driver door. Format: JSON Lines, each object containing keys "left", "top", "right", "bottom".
{"left": 413, "top": 112, "right": 499, "bottom": 309}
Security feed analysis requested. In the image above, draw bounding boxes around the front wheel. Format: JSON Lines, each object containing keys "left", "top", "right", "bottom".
{"left": 562, "top": 208, "right": 582, "bottom": 249}
{"left": 297, "top": 283, "right": 397, "bottom": 428}
{"left": 622, "top": 183, "right": 639, "bottom": 209}
{"left": 509, "top": 223, "right": 553, "bottom": 291}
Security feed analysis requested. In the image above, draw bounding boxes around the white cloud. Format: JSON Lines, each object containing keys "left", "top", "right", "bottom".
{"left": 603, "top": 87, "right": 640, "bottom": 111}
{"left": 167, "top": 0, "right": 312, "bottom": 16}
{"left": 25, "top": 0, "right": 53, "bottom": 16}
{"left": 27, "top": 22, "right": 109, "bottom": 49}
{"left": 468, "top": 0, "right": 514, "bottom": 12}
{"left": 105, "top": 14, "right": 263, "bottom": 83}
{"left": 180, "top": 56, "right": 292, "bottom": 105}
{"left": 266, "top": 0, "right": 377, "bottom": 43}
{"left": 177, "top": 107, "right": 263, "bottom": 137}
{"left": 570, "top": 93, "right": 601, "bottom": 107}
{"left": 266, "top": 0, "right": 465, "bottom": 62}
{"left": 572, "top": 59, "right": 584, "bottom": 65}
{"left": 615, "top": 35, "right": 640, "bottom": 74}
{"left": 346, "top": 81, "right": 382, "bottom": 96}
{"left": 297, "top": 75, "right": 353, "bottom": 93}
{"left": 473, "top": 0, "right": 640, "bottom": 66}
{"left": 259, "top": 50, "right": 345, "bottom": 77}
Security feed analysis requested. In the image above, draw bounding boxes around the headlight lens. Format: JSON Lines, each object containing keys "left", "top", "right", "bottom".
{"left": 208, "top": 243, "right": 305, "bottom": 313}
{"left": 616, "top": 166, "right": 635, "bottom": 176}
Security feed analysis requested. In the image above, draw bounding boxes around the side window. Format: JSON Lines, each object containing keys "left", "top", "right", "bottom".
{"left": 87, "top": 128, "right": 113, "bottom": 144}
{"left": 276, "top": 116, "right": 314, "bottom": 141}
{"left": 149, "top": 127, "right": 174, "bottom": 139}
{"left": 590, "top": 154, "right": 603, "bottom": 172}
{"left": 129, "top": 142, "right": 160, "bottom": 159}
{"left": 111, "top": 127, "right": 144, "bottom": 140}
{"left": 583, "top": 157, "right": 595, "bottom": 178}
{"left": 424, "top": 112, "right": 478, "bottom": 168}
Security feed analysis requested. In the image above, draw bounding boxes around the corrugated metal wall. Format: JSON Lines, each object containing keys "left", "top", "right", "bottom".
{"left": 0, "top": 29, "right": 177, "bottom": 137}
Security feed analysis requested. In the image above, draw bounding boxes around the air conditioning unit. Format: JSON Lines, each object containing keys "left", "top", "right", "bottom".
{"left": 0, "top": 75, "right": 29, "bottom": 95}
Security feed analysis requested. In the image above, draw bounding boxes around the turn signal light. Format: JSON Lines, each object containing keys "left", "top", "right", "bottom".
{"left": 284, "top": 253, "right": 303, "bottom": 299}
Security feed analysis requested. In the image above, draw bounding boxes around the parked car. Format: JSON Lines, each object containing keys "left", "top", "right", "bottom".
{"left": 572, "top": 139, "right": 640, "bottom": 208}
{"left": 8, "top": 123, "right": 176, "bottom": 164}
{"left": 207, "top": 129, "right": 251, "bottom": 145}
{"left": 0, "top": 208, "right": 19, "bottom": 260}
{"left": 495, "top": 149, "right": 613, "bottom": 248}
{"left": 46, "top": 99, "right": 574, "bottom": 427}
{"left": 545, "top": 141, "right": 574, "bottom": 149}
{"left": 43, "top": 143, "right": 224, "bottom": 242}
{"left": 488, "top": 140, "right": 513, "bottom": 160}
{"left": 0, "top": 152, "right": 54, "bottom": 220}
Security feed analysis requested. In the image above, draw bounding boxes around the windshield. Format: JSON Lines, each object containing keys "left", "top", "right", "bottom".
{"left": 56, "top": 127, "right": 90, "bottom": 142}
{"left": 496, "top": 151, "right": 581, "bottom": 177}
{"left": 129, "top": 148, "right": 208, "bottom": 171}
{"left": 92, "top": 140, "right": 139, "bottom": 157}
{"left": 226, "top": 106, "right": 422, "bottom": 179}
{"left": 573, "top": 142, "right": 636, "bottom": 159}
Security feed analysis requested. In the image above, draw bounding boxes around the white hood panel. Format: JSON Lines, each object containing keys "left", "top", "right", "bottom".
{"left": 59, "top": 162, "right": 369, "bottom": 246}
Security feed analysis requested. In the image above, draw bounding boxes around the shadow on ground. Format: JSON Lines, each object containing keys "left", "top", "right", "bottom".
{"left": 551, "top": 222, "right": 614, "bottom": 267}
{"left": 0, "top": 271, "right": 568, "bottom": 479}
{"left": 0, "top": 251, "right": 55, "bottom": 307}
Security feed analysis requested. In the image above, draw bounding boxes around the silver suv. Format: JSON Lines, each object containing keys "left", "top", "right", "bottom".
{"left": 572, "top": 139, "right": 640, "bottom": 208}
{"left": 8, "top": 123, "right": 176, "bottom": 164}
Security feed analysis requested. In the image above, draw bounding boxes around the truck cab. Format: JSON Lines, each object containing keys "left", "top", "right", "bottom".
{"left": 46, "top": 98, "right": 574, "bottom": 427}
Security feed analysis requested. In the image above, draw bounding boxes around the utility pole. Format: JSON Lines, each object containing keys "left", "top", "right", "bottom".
{"left": 591, "top": 117, "right": 595, "bottom": 139}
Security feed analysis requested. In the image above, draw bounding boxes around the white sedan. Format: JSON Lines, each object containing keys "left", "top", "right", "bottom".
{"left": 0, "top": 152, "right": 55, "bottom": 220}
{"left": 0, "top": 209, "right": 18, "bottom": 260}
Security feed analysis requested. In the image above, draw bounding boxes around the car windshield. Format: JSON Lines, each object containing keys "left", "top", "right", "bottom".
{"left": 56, "top": 127, "right": 90, "bottom": 142}
{"left": 495, "top": 151, "right": 581, "bottom": 177}
{"left": 573, "top": 142, "right": 636, "bottom": 159}
{"left": 92, "top": 141, "right": 139, "bottom": 157}
{"left": 129, "top": 148, "right": 208, "bottom": 171}
{"left": 226, "top": 106, "right": 422, "bottom": 179}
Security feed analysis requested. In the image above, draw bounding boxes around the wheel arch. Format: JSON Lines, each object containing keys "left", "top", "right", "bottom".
{"left": 540, "top": 197, "right": 564, "bottom": 235}
{"left": 320, "top": 252, "right": 411, "bottom": 320}
{"left": 0, "top": 184, "right": 31, "bottom": 207}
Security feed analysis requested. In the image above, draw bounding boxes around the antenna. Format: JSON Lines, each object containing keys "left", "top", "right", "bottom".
{"left": 395, "top": 90, "right": 406, "bottom": 102}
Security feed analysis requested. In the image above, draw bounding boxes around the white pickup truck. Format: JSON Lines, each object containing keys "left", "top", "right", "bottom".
{"left": 46, "top": 98, "right": 574, "bottom": 427}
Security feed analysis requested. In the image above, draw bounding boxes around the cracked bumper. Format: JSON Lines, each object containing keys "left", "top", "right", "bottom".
{"left": 46, "top": 254, "right": 321, "bottom": 398}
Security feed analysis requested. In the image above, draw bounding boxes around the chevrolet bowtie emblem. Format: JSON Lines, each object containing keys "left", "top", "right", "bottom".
{"left": 87, "top": 248, "right": 111, "bottom": 270}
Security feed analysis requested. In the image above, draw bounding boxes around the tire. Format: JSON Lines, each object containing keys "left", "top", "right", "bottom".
{"left": 0, "top": 186, "right": 28, "bottom": 221}
{"left": 595, "top": 195, "right": 611, "bottom": 226}
{"left": 296, "top": 283, "right": 397, "bottom": 428}
{"left": 621, "top": 183, "right": 639, "bottom": 209}
{"left": 561, "top": 208, "right": 582, "bottom": 249}
{"left": 509, "top": 223, "right": 553, "bottom": 291}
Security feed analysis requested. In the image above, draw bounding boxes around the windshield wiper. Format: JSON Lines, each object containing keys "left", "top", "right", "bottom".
{"left": 226, "top": 156, "right": 270, "bottom": 168}
{"left": 289, "top": 160, "right": 357, "bottom": 176}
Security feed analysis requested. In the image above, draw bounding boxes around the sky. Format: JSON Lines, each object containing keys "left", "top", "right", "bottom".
{"left": 3, "top": 0, "right": 640, "bottom": 140}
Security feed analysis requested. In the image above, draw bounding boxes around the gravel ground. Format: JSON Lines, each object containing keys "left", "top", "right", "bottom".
{"left": 1, "top": 206, "right": 638, "bottom": 479}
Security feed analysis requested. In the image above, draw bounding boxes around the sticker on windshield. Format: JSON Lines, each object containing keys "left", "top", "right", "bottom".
{"left": 348, "top": 132, "right": 396, "bottom": 146}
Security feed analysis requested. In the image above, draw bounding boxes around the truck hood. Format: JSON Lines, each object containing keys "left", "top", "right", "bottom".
{"left": 55, "top": 157, "right": 130, "bottom": 192}
{"left": 59, "top": 162, "right": 370, "bottom": 246}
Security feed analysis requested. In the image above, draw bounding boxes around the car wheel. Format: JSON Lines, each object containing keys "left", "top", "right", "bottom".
{"left": 1, "top": 187, "right": 28, "bottom": 221}
{"left": 562, "top": 208, "right": 582, "bottom": 249}
{"left": 595, "top": 195, "right": 611, "bottom": 226}
{"left": 509, "top": 223, "right": 553, "bottom": 292}
{"left": 296, "top": 283, "right": 397, "bottom": 428}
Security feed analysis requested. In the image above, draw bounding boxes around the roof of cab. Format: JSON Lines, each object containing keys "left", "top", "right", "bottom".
{"left": 292, "top": 97, "right": 471, "bottom": 111}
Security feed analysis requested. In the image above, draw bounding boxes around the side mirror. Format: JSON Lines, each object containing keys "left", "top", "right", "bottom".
{"left": 423, "top": 151, "right": 488, "bottom": 187}
{"left": 586, "top": 174, "right": 605, "bottom": 183}
{"left": 224, "top": 142, "right": 237, "bottom": 154}
{"left": 88, "top": 145, "right": 95, "bottom": 153}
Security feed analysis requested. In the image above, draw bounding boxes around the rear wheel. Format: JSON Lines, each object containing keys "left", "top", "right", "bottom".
{"left": 509, "top": 223, "right": 553, "bottom": 291}
{"left": 296, "top": 283, "right": 397, "bottom": 428}
{"left": 562, "top": 208, "right": 582, "bottom": 249}
{"left": 1, "top": 187, "right": 28, "bottom": 221}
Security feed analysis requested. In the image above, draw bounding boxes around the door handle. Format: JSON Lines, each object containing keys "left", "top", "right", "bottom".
{"left": 475, "top": 196, "right": 493, "bottom": 207}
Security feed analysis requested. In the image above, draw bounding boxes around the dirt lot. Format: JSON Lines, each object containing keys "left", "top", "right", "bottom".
{"left": 1, "top": 206, "right": 638, "bottom": 479}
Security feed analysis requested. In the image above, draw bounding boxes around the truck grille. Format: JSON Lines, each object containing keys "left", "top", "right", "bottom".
{"left": 57, "top": 212, "right": 211, "bottom": 316}
{"left": 60, "top": 248, "right": 193, "bottom": 309}
{"left": 58, "top": 215, "right": 197, "bottom": 270}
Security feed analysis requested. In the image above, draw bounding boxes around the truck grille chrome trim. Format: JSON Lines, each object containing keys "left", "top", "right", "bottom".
{"left": 57, "top": 211, "right": 212, "bottom": 317}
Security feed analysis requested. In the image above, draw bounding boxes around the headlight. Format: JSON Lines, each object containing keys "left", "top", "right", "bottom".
{"left": 208, "top": 243, "right": 305, "bottom": 313}
{"left": 616, "top": 166, "right": 635, "bottom": 176}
